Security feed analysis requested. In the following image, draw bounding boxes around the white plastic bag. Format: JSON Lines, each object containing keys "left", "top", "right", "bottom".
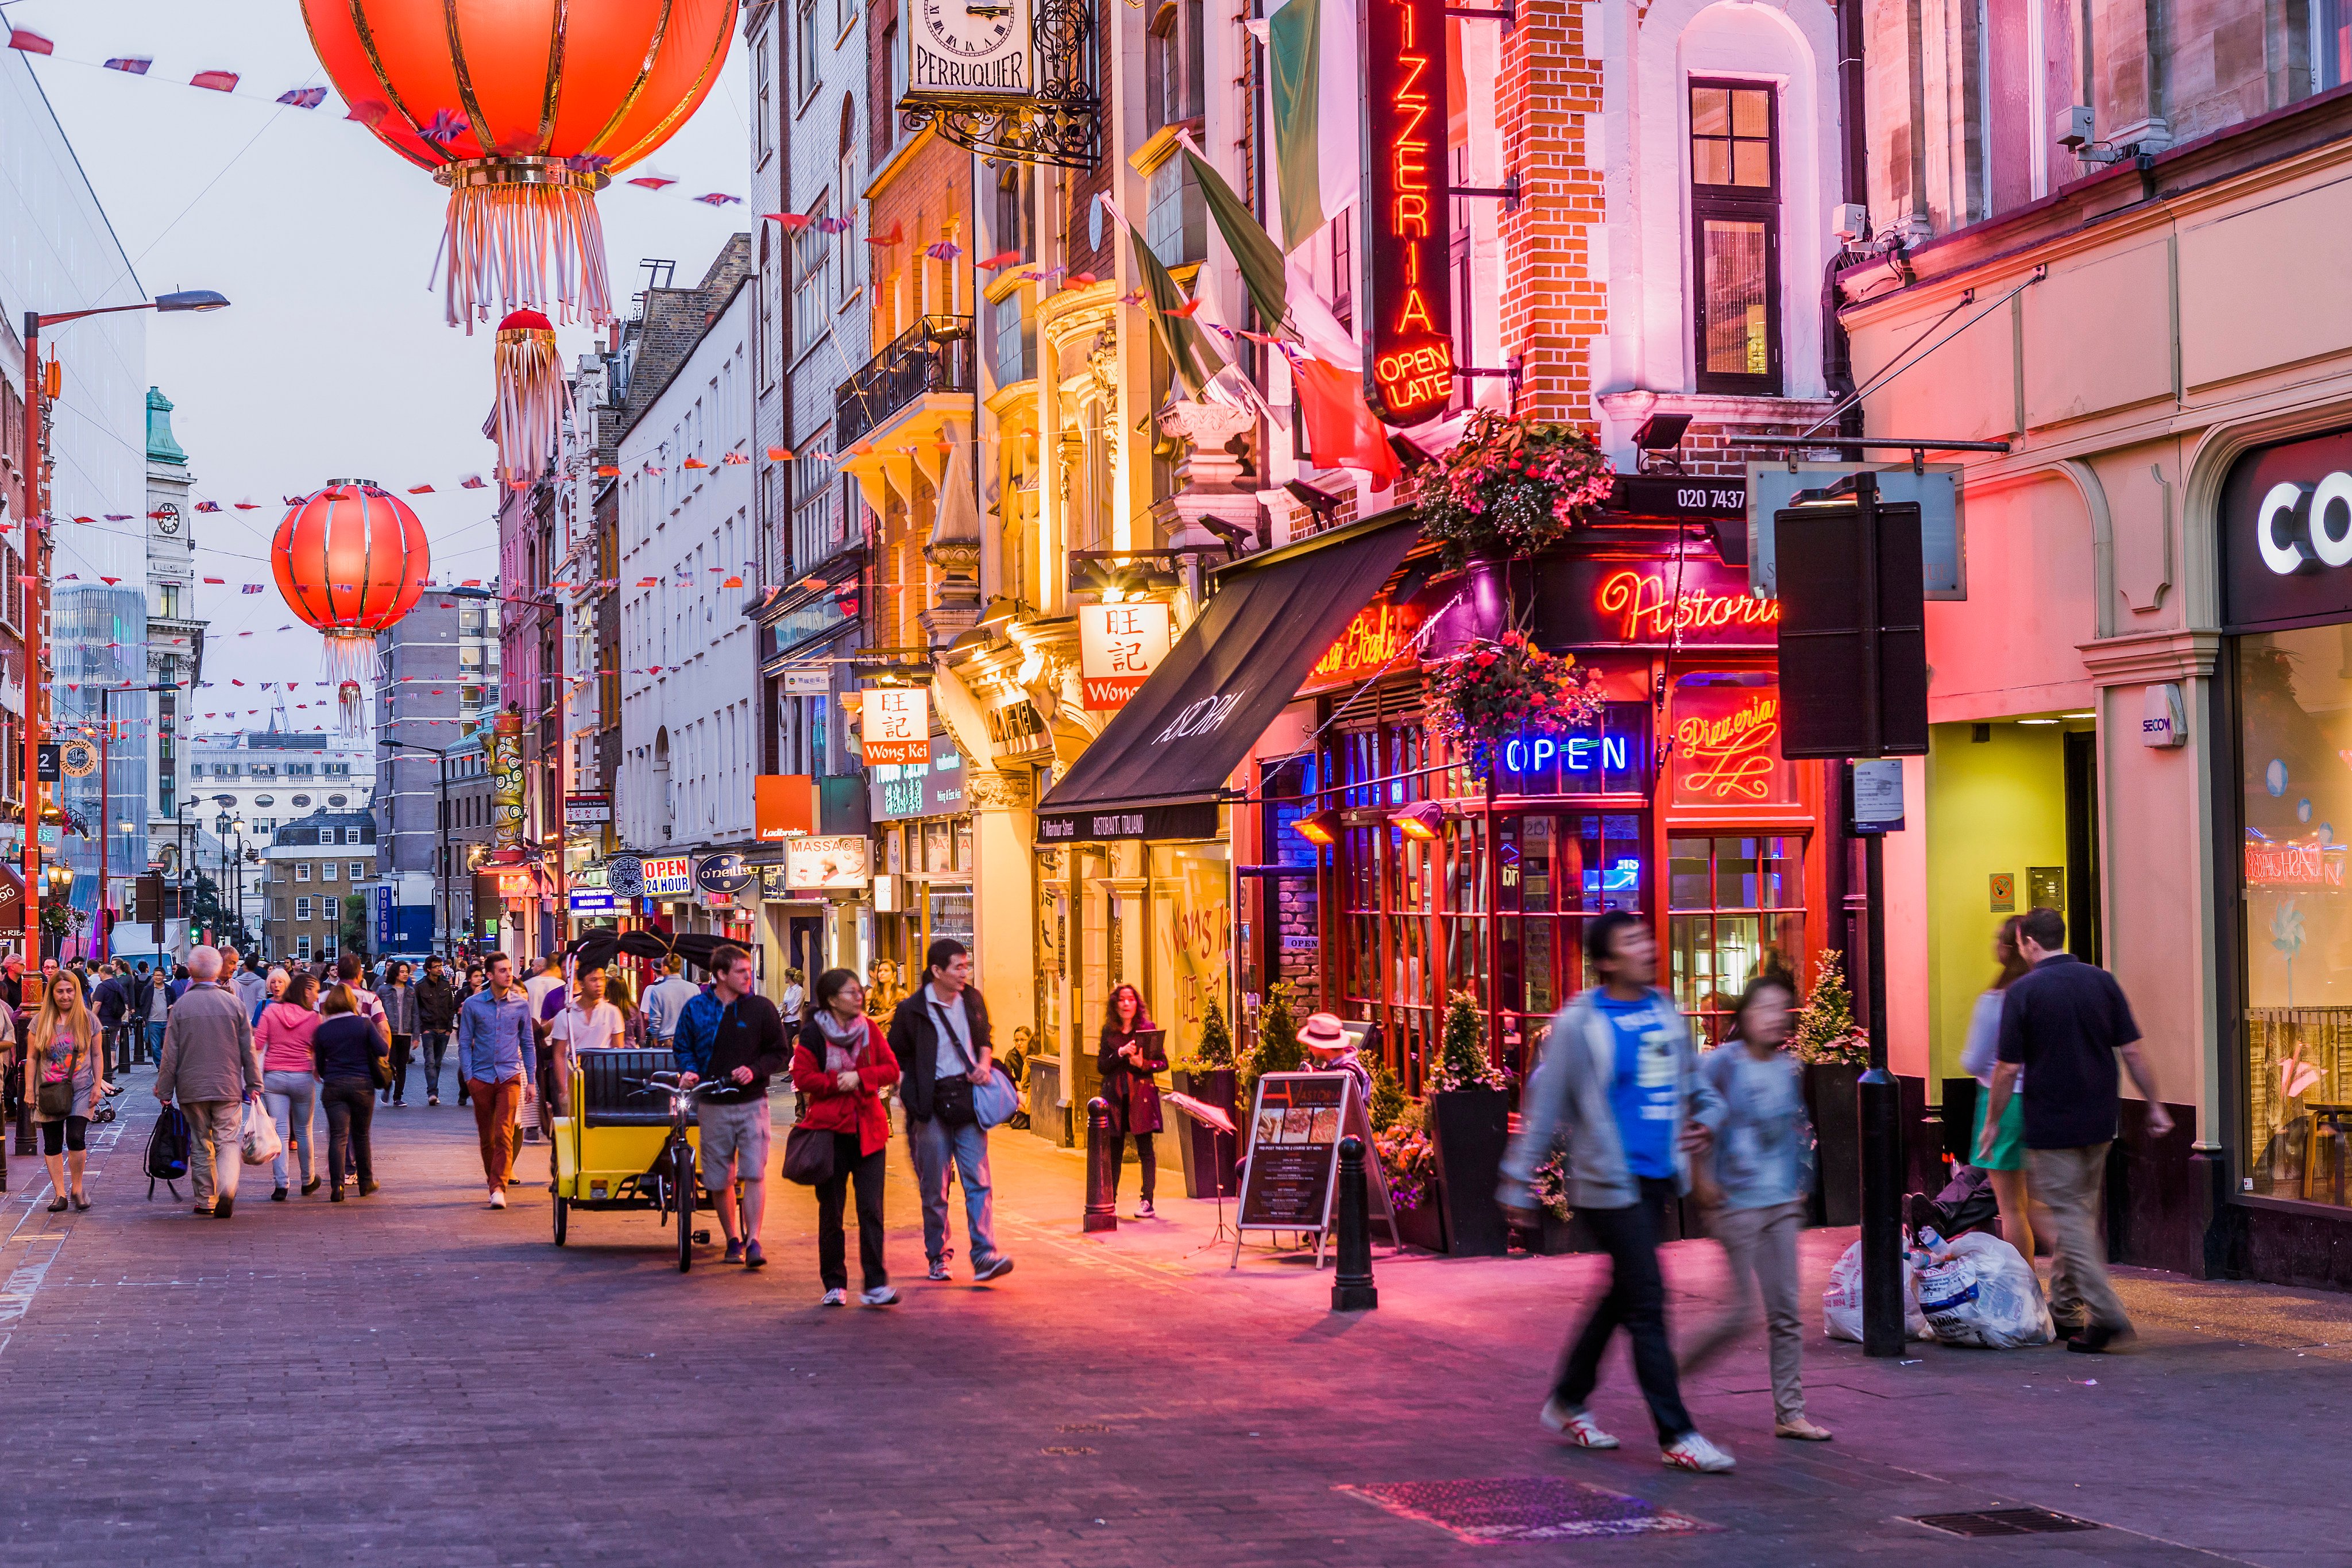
{"left": 240, "top": 1098, "right": 283, "bottom": 1167}
{"left": 1822, "top": 1238, "right": 1929, "bottom": 1342}
{"left": 1916, "top": 1231, "right": 2054, "bottom": 1348}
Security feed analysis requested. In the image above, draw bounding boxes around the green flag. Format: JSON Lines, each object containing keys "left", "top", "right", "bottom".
{"left": 1266, "top": 0, "right": 1326, "bottom": 252}
{"left": 1183, "top": 147, "right": 1287, "bottom": 333}
{"left": 1114, "top": 202, "right": 1226, "bottom": 398}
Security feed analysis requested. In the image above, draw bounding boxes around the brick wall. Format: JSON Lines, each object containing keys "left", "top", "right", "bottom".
{"left": 1497, "top": 0, "right": 1602, "bottom": 428}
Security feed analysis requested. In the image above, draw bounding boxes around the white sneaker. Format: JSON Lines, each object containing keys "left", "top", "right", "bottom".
{"left": 860, "top": 1286, "right": 899, "bottom": 1306}
{"left": 488, "top": 1189, "right": 507, "bottom": 1210}
{"left": 1662, "top": 1432, "right": 1736, "bottom": 1473}
{"left": 821, "top": 1288, "right": 847, "bottom": 1306}
{"left": 1539, "top": 1397, "right": 1620, "bottom": 1449}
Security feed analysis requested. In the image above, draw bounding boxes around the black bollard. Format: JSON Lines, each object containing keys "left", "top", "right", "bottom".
{"left": 1083, "top": 1097, "right": 1118, "bottom": 1232}
{"left": 1331, "top": 1136, "right": 1377, "bottom": 1311}
{"left": 11, "top": 1061, "right": 30, "bottom": 1159}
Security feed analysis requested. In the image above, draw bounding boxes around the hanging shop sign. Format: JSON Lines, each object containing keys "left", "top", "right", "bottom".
{"left": 1492, "top": 703, "right": 1653, "bottom": 798}
{"left": 901, "top": 0, "right": 1033, "bottom": 103}
{"left": 374, "top": 885, "right": 395, "bottom": 949}
{"left": 868, "top": 733, "right": 967, "bottom": 822}
{"left": 758, "top": 862, "right": 792, "bottom": 902}
{"left": 491, "top": 710, "right": 526, "bottom": 856}
{"left": 1300, "top": 598, "right": 1423, "bottom": 695}
{"left": 563, "top": 791, "right": 612, "bottom": 827}
{"left": 1669, "top": 677, "right": 1799, "bottom": 807}
{"left": 860, "top": 688, "right": 931, "bottom": 766}
{"left": 1360, "top": 0, "right": 1454, "bottom": 424}
{"left": 640, "top": 854, "right": 693, "bottom": 898}
{"left": 785, "top": 835, "right": 871, "bottom": 890}
{"left": 569, "top": 889, "right": 619, "bottom": 914}
{"left": 495, "top": 870, "right": 535, "bottom": 898}
{"left": 2221, "top": 425, "right": 2352, "bottom": 629}
{"left": 1037, "top": 800, "right": 1222, "bottom": 843}
{"left": 605, "top": 854, "right": 644, "bottom": 898}
{"left": 782, "top": 665, "right": 831, "bottom": 696}
{"left": 695, "top": 852, "right": 755, "bottom": 895}
{"left": 58, "top": 739, "right": 98, "bottom": 779}
{"left": 1529, "top": 555, "right": 1779, "bottom": 649}
{"left": 1078, "top": 601, "right": 1175, "bottom": 710}
{"left": 755, "top": 774, "right": 817, "bottom": 840}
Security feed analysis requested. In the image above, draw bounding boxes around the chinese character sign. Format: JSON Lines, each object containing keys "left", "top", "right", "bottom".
{"left": 1079, "top": 601, "right": 1174, "bottom": 710}
{"left": 491, "top": 710, "right": 526, "bottom": 857}
{"left": 861, "top": 689, "right": 930, "bottom": 765}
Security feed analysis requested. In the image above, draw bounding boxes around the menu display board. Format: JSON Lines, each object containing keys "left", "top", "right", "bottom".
{"left": 1234, "top": 1071, "right": 1399, "bottom": 1264}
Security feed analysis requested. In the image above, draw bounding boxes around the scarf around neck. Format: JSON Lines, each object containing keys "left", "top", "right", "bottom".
{"left": 814, "top": 1006, "right": 866, "bottom": 1072}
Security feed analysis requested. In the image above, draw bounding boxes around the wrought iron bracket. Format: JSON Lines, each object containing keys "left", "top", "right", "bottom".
{"left": 1447, "top": 175, "right": 1521, "bottom": 213}
{"left": 898, "top": 0, "right": 1102, "bottom": 168}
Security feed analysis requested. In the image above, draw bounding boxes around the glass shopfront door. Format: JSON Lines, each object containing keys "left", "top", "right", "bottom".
{"left": 1496, "top": 810, "right": 1651, "bottom": 1056}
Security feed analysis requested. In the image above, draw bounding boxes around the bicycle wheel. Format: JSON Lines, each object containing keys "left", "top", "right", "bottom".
{"left": 674, "top": 1140, "right": 695, "bottom": 1272}
{"left": 551, "top": 1192, "right": 568, "bottom": 1246}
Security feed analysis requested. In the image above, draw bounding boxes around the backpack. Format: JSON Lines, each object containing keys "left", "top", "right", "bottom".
{"left": 146, "top": 1104, "right": 191, "bottom": 1199}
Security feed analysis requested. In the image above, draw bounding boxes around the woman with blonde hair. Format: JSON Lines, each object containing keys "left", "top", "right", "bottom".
{"left": 1960, "top": 915, "right": 2038, "bottom": 1260}
{"left": 28, "top": 969, "right": 107, "bottom": 1211}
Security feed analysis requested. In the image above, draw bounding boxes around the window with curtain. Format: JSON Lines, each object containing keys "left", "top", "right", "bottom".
{"left": 1688, "top": 80, "right": 1780, "bottom": 395}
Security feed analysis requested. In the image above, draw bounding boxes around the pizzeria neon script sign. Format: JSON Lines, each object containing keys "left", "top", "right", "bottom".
{"left": 1361, "top": 0, "right": 1454, "bottom": 424}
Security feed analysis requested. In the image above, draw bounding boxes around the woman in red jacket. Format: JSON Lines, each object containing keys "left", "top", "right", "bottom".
{"left": 793, "top": 967, "right": 902, "bottom": 1306}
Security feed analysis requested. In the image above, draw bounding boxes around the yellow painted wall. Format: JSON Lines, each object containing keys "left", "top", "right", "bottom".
{"left": 1925, "top": 722, "right": 2071, "bottom": 1091}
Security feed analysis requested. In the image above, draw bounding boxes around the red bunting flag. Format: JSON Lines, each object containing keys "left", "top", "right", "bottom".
{"left": 766, "top": 446, "right": 794, "bottom": 461}
{"left": 407, "top": 484, "right": 435, "bottom": 494}
{"left": 7, "top": 29, "right": 55, "bottom": 55}
{"left": 866, "top": 221, "right": 906, "bottom": 248}
{"left": 190, "top": 70, "right": 240, "bottom": 92}
{"left": 976, "top": 249, "right": 1022, "bottom": 271}
{"left": 459, "top": 474, "right": 486, "bottom": 489}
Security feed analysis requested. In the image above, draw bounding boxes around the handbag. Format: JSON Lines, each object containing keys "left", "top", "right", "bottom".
{"left": 782, "top": 1124, "right": 836, "bottom": 1185}
{"left": 37, "top": 1076, "right": 72, "bottom": 1119}
{"left": 369, "top": 1047, "right": 393, "bottom": 1091}
{"left": 928, "top": 999, "right": 979, "bottom": 1127}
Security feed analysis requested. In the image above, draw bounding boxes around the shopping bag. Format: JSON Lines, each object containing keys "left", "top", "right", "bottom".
{"left": 240, "top": 1099, "right": 283, "bottom": 1166}
{"left": 972, "top": 1063, "right": 1018, "bottom": 1130}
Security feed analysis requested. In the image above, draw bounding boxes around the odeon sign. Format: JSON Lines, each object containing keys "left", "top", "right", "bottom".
{"left": 2254, "top": 472, "right": 2352, "bottom": 574}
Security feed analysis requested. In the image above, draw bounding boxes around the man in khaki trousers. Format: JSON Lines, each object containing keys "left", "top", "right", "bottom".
{"left": 1979, "top": 905, "right": 2172, "bottom": 1354}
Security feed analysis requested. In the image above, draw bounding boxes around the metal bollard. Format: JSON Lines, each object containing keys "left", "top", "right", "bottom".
{"left": 11, "top": 1064, "right": 31, "bottom": 1159}
{"left": 1083, "top": 1097, "right": 1118, "bottom": 1232}
{"left": 1331, "top": 1136, "right": 1377, "bottom": 1311}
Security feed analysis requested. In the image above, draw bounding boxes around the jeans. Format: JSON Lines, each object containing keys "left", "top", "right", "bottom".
{"left": 182, "top": 1099, "right": 244, "bottom": 1211}
{"left": 906, "top": 1114, "right": 1000, "bottom": 1270}
{"left": 1555, "top": 1176, "right": 1694, "bottom": 1442}
{"left": 418, "top": 1032, "right": 450, "bottom": 1100}
{"left": 1108, "top": 1133, "right": 1156, "bottom": 1202}
{"left": 262, "top": 1069, "right": 318, "bottom": 1189}
{"left": 387, "top": 1034, "right": 412, "bottom": 1103}
{"left": 816, "top": 1132, "right": 889, "bottom": 1292}
{"left": 2030, "top": 1142, "right": 2128, "bottom": 1333}
{"left": 142, "top": 1021, "right": 165, "bottom": 1063}
{"left": 467, "top": 1078, "right": 522, "bottom": 1192}
{"left": 320, "top": 1079, "right": 376, "bottom": 1188}
{"left": 1681, "top": 1199, "right": 1808, "bottom": 1424}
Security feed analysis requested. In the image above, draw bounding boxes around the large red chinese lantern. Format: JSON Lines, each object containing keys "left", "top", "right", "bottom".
{"left": 299, "top": 0, "right": 739, "bottom": 330}
{"left": 272, "top": 482, "right": 432, "bottom": 735}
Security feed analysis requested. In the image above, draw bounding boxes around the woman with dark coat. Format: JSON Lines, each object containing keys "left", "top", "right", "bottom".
{"left": 793, "top": 968, "right": 902, "bottom": 1306}
{"left": 1096, "top": 984, "right": 1167, "bottom": 1219}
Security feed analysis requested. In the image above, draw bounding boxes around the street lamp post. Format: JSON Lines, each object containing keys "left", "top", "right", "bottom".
{"left": 88, "top": 682, "right": 177, "bottom": 962}
{"left": 19, "top": 290, "right": 227, "bottom": 968}
{"left": 381, "top": 738, "right": 455, "bottom": 962}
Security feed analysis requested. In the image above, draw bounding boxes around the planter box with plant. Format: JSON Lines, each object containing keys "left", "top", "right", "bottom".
{"left": 1513, "top": 1149, "right": 1585, "bottom": 1256}
{"left": 1373, "top": 1092, "right": 1443, "bottom": 1252}
{"left": 1423, "top": 990, "right": 1513, "bottom": 1257}
{"left": 1794, "top": 949, "right": 1867, "bottom": 1228}
{"left": 1171, "top": 998, "right": 1239, "bottom": 1199}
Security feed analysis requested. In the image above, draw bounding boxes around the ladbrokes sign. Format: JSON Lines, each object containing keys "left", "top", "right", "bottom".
{"left": 2223, "top": 427, "right": 2352, "bottom": 629}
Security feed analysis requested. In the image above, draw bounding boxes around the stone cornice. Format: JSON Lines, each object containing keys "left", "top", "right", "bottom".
{"left": 2076, "top": 628, "right": 2221, "bottom": 685}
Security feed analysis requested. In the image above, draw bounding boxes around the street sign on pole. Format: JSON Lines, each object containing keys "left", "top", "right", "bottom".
{"left": 1772, "top": 472, "right": 1927, "bottom": 1360}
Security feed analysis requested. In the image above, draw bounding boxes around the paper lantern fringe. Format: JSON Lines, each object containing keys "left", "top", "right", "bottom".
{"left": 444, "top": 178, "right": 612, "bottom": 331}
{"left": 323, "top": 631, "right": 378, "bottom": 737}
{"left": 493, "top": 321, "right": 573, "bottom": 485}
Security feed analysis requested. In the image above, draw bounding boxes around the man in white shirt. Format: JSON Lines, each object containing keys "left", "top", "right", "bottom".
{"left": 643, "top": 955, "right": 700, "bottom": 1046}
{"left": 547, "top": 964, "right": 624, "bottom": 1113}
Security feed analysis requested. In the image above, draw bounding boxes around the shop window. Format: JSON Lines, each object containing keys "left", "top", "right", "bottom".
{"left": 2237, "top": 626, "right": 2352, "bottom": 1206}
{"left": 991, "top": 287, "right": 1035, "bottom": 387}
{"left": 1670, "top": 673, "right": 1799, "bottom": 806}
{"left": 1667, "top": 835, "right": 1805, "bottom": 1045}
{"left": 1688, "top": 80, "right": 1780, "bottom": 395}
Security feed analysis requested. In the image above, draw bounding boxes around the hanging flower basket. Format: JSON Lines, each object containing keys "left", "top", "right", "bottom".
{"left": 1408, "top": 410, "right": 1616, "bottom": 569}
{"left": 1427, "top": 633, "right": 1607, "bottom": 771}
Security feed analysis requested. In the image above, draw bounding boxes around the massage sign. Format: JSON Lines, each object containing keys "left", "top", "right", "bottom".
{"left": 1361, "top": 0, "right": 1454, "bottom": 423}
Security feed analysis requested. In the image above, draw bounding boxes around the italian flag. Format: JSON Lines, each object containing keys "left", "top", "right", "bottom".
{"left": 1267, "top": 0, "right": 1361, "bottom": 252}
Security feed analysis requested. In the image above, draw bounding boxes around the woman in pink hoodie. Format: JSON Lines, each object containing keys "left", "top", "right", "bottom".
{"left": 257, "top": 971, "right": 323, "bottom": 1200}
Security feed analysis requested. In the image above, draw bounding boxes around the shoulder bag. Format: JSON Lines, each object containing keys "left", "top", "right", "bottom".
{"left": 36, "top": 1033, "right": 79, "bottom": 1119}
{"left": 928, "top": 999, "right": 980, "bottom": 1127}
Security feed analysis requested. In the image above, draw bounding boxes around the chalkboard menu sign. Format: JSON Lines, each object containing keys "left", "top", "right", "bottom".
{"left": 1235, "top": 1071, "right": 1399, "bottom": 1264}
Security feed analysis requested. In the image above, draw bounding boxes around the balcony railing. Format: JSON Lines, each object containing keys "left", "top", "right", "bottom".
{"left": 835, "top": 315, "right": 974, "bottom": 446}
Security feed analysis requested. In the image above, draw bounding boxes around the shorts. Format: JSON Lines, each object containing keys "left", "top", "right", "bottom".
{"left": 697, "top": 1097, "right": 771, "bottom": 1186}
{"left": 39, "top": 1116, "right": 87, "bottom": 1155}
{"left": 1974, "top": 1090, "right": 2026, "bottom": 1172}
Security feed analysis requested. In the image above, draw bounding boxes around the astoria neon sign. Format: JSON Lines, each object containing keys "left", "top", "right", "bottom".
{"left": 1596, "top": 568, "right": 1781, "bottom": 643}
{"left": 1361, "top": 0, "right": 1453, "bottom": 424}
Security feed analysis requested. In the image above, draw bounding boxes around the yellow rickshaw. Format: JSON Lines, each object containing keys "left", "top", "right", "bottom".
{"left": 550, "top": 1049, "right": 724, "bottom": 1270}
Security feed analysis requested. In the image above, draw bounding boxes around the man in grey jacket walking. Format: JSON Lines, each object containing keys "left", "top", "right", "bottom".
{"left": 1500, "top": 910, "right": 1735, "bottom": 1474}
{"left": 153, "top": 945, "right": 264, "bottom": 1219}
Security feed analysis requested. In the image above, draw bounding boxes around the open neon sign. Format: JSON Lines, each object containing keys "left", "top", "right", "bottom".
{"left": 1361, "top": 0, "right": 1453, "bottom": 424}
{"left": 1502, "top": 735, "right": 1631, "bottom": 774}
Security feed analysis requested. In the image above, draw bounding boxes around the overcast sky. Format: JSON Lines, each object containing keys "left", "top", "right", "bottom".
{"left": 2, "top": 0, "right": 751, "bottom": 731}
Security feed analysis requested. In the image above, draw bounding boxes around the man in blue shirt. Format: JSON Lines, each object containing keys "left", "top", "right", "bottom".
{"left": 1501, "top": 910, "right": 1733, "bottom": 1474}
{"left": 457, "top": 953, "right": 538, "bottom": 1210}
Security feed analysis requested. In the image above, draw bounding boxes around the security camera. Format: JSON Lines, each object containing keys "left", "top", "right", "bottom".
{"left": 1831, "top": 203, "right": 1869, "bottom": 245}
{"left": 2056, "top": 105, "right": 2095, "bottom": 150}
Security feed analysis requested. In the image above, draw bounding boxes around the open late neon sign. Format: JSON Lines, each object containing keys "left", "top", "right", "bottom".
{"left": 1361, "top": 0, "right": 1453, "bottom": 424}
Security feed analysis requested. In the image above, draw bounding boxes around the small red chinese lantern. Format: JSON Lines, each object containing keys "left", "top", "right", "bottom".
{"left": 299, "top": 0, "right": 739, "bottom": 329}
{"left": 492, "top": 308, "right": 568, "bottom": 484}
{"left": 272, "top": 482, "right": 432, "bottom": 735}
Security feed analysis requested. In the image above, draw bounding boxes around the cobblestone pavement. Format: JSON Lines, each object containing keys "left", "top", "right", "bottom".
{"left": 1, "top": 1077, "right": 2347, "bottom": 1566}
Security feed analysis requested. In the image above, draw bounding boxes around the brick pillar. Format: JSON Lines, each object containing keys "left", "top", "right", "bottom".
{"left": 1498, "top": 0, "right": 1602, "bottom": 428}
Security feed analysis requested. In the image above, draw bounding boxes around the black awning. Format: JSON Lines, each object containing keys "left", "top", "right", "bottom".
{"left": 1037, "top": 510, "right": 1419, "bottom": 841}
